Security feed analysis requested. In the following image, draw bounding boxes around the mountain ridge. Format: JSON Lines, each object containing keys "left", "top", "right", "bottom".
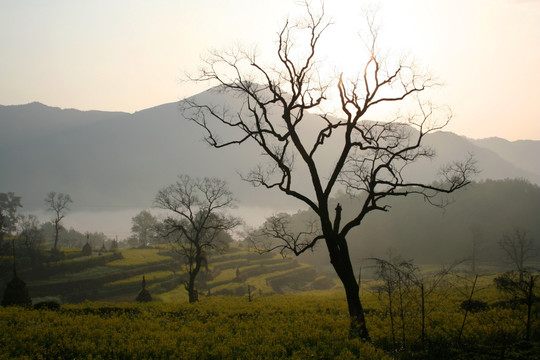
{"left": 1, "top": 92, "right": 539, "bottom": 216}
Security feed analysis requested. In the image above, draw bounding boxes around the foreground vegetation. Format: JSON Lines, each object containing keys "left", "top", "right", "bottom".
{"left": 1, "top": 279, "right": 539, "bottom": 359}
{"left": 1, "top": 293, "right": 387, "bottom": 360}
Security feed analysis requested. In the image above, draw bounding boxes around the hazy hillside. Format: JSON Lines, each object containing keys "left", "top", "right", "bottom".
{"left": 0, "top": 102, "right": 127, "bottom": 147}
{"left": 0, "top": 94, "right": 295, "bottom": 213}
{"left": 405, "top": 131, "right": 540, "bottom": 185}
{"left": 472, "top": 137, "right": 540, "bottom": 178}
{"left": 1, "top": 245, "right": 326, "bottom": 303}
{"left": 1, "top": 87, "right": 539, "bottom": 221}
{"left": 292, "top": 179, "right": 540, "bottom": 270}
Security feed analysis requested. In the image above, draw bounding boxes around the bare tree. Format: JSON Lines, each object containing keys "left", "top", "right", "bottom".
{"left": 184, "top": 4, "right": 475, "bottom": 339}
{"left": 371, "top": 254, "right": 459, "bottom": 350}
{"left": 155, "top": 175, "right": 240, "bottom": 303}
{"left": 494, "top": 271, "right": 538, "bottom": 342}
{"left": 499, "top": 228, "right": 537, "bottom": 281}
{"left": 469, "top": 224, "right": 484, "bottom": 274}
{"left": 371, "top": 254, "right": 418, "bottom": 349}
{"left": 44, "top": 192, "right": 73, "bottom": 252}
{"left": 248, "top": 212, "right": 321, "bottom": 257}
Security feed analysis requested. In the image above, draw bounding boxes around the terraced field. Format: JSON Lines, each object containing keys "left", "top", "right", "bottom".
{"left": 15, "top": 245, "right": 333, "bottom": 304}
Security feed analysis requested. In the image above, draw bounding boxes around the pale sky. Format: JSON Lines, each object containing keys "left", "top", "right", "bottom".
{"left": 1, "top": 0, "right": 539, "bottom": 141}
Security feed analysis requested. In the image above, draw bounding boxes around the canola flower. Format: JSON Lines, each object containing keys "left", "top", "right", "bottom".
{"left": 1, "top": 277, "right": 537, "bottom": 359}
{"left": 0, "top": 294, "right": 389, "bottom": 360}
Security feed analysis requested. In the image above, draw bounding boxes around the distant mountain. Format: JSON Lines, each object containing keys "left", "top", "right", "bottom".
{"left": 472, "top": 137, "right": 540, "bottom": 179}
{"left": 0, "top": 102, "right": 127, "bottom": 147}
{"left": 0, "top": 92, "right": 293, "bottom": 212}
{"left": 404, "top": 131, "right": 540, "bottom": 185}
{"left": 1, "top": 87, "right": 539, "bottom": 216}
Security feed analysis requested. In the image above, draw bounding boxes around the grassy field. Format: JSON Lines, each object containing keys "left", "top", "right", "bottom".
{"left": 107, "top": 247, "right": 173, "bottom": 267}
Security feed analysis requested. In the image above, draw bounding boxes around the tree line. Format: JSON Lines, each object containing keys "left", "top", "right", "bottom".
{"left": 1, "top": 175, "right": 240, "bottom": 306}
{"left": 0, "top": 191, "right": 118, "bottom": 278}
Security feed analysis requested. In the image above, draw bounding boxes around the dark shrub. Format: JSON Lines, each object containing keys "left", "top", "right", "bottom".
{"left": 34, "top": 301, "right": 61, "bottom": 311}
{"left": 1, "top": 272, "right": 32, "bottom": 307}
{"left": 460, "top": 299, "right": 488, "bottom": 313}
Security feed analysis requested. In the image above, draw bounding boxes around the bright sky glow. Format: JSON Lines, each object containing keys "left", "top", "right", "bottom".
{"left": 1, "top": 0, "right": 539, "bottom": 140}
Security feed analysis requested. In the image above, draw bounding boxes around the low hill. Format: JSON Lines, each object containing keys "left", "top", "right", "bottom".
{"left": 1, "top": 245, "right": 330, "bottom": 304}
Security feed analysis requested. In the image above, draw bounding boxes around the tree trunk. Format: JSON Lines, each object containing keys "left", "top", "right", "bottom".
{"left": 398, "top": 275, "right": 406, "bottom": 347}
{"left": 344, "top": 277, "right": 369, "bottom": 340}
{"left": 326, "top": 233, "right": 370, "bottom": 340}
{"left": 187, "top": 248, "right": 203, "bottom": 303}
{"left": 525, "top": 276, "right": 534, "bottom": 342}
{"left": 53, "top": 220, "right": 59, "bottom": 251}
{"left": 189, "top": 287, "right": 198, "bottom": 303}
{"left": 421, "top": 282, "right": 425, "bottom": 350}
{"left": 459, "top": 274, "right": 478, "bottom": 345}
{"left": 187, "top": 272, "right": 198, "bottom": 303}
{"left": 387, "top": 283, "right": 396, "bottom": 347}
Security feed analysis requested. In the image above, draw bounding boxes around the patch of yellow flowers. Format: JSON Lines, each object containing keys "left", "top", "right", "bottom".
{"left": 0, "top": 285, "right": 534, "bottom": 359}
{"left": 1, "top": 293, "right": 389, "bottom": 360}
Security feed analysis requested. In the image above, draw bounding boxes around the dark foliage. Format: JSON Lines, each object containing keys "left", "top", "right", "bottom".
{"left": 460, "top": 299, "right": 488, "bottom": 313}
{"left": 82, "top": 242, "right": 92, "bottom": 256}
{"left": 34, "top": 301, "right": 61, "bottom": 311}
{"left": 1, "top": 271, "right": 32, "bottom": 307}
{"left": 135, "top": 276, "right": 152, "bottom": 302}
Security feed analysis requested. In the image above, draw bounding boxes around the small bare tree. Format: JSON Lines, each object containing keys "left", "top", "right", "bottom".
{"left": 469, "top": 224, "right": 484, "bottom": 274}
{"left": 184, "top": 3, "right": 476, "bottom": 339}
{"left": 499, "top": 228, "right": 537, "bottom": 281}
{"left": 371, "top": 254, "right": 459, "bottom": 350}
{"left": 371, "top": 254, "right": 417, "bottom": 349}
{"left": 155, "top": 175, "right": 240, "bottom": 303}
{"left": 248, "top": 212, "right": 321, "bottom": 258}
{"left": 44, "top": 192, "right": 73, "bottom": 252}
{"left": 494, "top": 271, "right": 538, "bottom": 342}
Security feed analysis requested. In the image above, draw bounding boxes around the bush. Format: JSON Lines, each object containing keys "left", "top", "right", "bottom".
{"left": 1, "top": 272, "right": 32, "bottom": 307}
{"left": 34, "top": 301, "right": 61, "bottom": 311}
{"left": 460, "top": 299, "right": 488, "bottom": 313}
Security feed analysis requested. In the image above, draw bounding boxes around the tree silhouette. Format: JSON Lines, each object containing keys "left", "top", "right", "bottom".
{"left": 184, "top": 3, "right": 476, "bottom": 339}
{"left": 44, "top": 192, "right": 73, "bottom": 252}
{"left": 499, "top": 228, "right": 537, "bottom": 281}
{"left": 0, "top": 192, "right": 22, "bottom": 253}
{"left": 130, "top": 210, "right": 159, "bottom": 247}
{"left": 155, "top": 175, "right": 240, "bottom": 303}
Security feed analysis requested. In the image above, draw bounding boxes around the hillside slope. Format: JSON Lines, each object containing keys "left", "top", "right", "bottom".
{"left": 472, "top": 137, "right": 540, "bottom": 178}
{"left": 2, "top": 246, "right": 329, "bottom": 303}
{"left": 287, "top": 179, "right": 540, "bottom": 270}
